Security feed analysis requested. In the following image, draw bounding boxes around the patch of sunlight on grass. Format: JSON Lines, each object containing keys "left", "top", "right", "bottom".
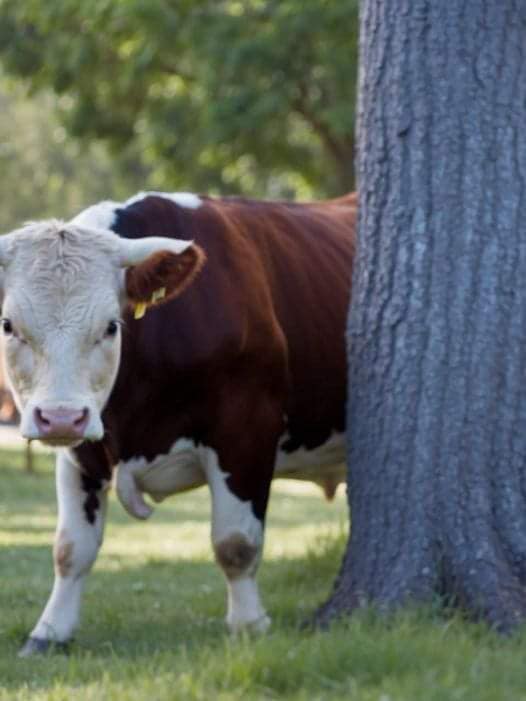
{"left": 271, "top": 478, "right": 346, "bottom": 499}
{"left": 0, "top": 533, "right": 55, "bottom": 547}
{"left": 99, "top": 521, "right": 212, "bottom": 564}
{"left": 95, "top": 479, "right": 347, "bottom": 569}
{"left": 86, "top": 475, "right": 346, "bottom": 558}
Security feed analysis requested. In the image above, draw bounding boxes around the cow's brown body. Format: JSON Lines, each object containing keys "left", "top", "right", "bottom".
{"left": 77, "top": 193, "right": 356, "bottom": 519}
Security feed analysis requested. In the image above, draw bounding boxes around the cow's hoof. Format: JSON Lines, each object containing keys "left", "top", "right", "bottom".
{"left": 18, "top": 637, "right": 70, "bottom": 658}
{"left": 228, "top": 613, "right": 271, "bottom": 635}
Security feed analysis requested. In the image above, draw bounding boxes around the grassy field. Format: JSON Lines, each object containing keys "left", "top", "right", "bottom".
{"left": 1, "top": 448, "right": 526, "bottom": 700}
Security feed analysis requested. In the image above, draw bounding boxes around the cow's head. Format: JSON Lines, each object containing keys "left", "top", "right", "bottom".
{"left": 0, "top": 220, "right": 205, "bottom": 447}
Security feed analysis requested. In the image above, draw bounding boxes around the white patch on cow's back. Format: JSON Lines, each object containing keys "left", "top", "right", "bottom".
{"left": 115, "top": 438, "right": 206, "bottom": 518}
{"left": 125, "top": 191, "right": 203, "bottom": 209}
{"left": 70, "top": 190, "right": 202, "bottom": 233}
{"left": 70, "top": 201, "right": 120, "bottom": 230}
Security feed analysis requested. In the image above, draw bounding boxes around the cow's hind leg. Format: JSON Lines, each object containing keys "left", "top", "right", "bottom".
{"left": 19, "top": 451, "right": 108, "bottom": 656}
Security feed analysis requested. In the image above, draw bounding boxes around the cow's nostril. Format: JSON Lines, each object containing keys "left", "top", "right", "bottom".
{"left": 34, "top": 407, "right": 51, "bottom": 429}
{"left": 73, "top": 408, "right": 90, "bottom": 428}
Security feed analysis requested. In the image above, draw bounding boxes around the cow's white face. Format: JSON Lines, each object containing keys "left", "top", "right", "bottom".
{"left": 0, "top": 220, "right": 204, "bottom": 447}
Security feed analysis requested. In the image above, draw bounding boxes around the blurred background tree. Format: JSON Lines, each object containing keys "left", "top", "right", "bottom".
{"left": 0, "top": 0, "right": 358, "bottom": 224}
{"left": 0, "top": 76, "right": 149, "bottom": 231}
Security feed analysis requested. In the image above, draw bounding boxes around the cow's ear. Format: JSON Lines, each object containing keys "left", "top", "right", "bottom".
{"left": 123, "top": 242, "right": 206, "bottom": 318}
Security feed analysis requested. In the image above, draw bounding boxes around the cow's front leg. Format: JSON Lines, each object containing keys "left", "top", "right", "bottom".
{"left": 205, "top": 442, "right": 272, "bottom": 632}
{"left": 19, "top": 450, "right": 108, "bottom": 656}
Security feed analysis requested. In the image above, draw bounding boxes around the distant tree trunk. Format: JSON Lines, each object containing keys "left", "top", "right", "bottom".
{"left": 318, "top": 2, "right": 526, "bottom": 630}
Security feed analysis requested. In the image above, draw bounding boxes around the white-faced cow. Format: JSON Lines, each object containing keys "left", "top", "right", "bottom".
{"left": 0, "top": 191, "right": 356, "bottom": 656}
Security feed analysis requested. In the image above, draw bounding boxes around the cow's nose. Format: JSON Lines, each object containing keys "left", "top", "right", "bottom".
{"left": 33, "top": 407, "right": 90, "bottom": 440}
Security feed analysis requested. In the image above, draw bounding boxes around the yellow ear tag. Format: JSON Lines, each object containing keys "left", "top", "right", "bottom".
{"left": 151, "top": 287, "right": 166, "bottom": 304}
{"left": 134, "top": 302, "right": 147, "bottom": 320}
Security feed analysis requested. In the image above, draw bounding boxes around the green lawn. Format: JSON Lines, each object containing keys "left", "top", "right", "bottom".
{"left": 1, "top": 448, "right": 526, "bottom": 700}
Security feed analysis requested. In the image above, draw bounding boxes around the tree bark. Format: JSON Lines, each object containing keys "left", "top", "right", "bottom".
{"left": 318, "top": 1, "right": 526, "bottom": 630}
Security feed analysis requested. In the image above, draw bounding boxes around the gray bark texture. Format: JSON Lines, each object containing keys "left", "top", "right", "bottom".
{"left": 317, "top": 1, "right": 526, "bottom": 630}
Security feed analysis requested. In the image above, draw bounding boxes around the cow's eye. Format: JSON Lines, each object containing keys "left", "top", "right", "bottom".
{"left": 105, "top": 320, "right": 119, "bottom": 338}
{"left": 1, "top": 318, "right": 13, "bottom": 336}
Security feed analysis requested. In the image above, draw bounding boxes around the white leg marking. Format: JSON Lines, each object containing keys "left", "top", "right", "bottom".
{"left": 227, "top": 577, "right": 270, "bottom": 634}
{"left": 203, "top": 448, "right": 270, "bottom": 632}
{"left": 29, "top": 450, "right": 108, "bottom": 643}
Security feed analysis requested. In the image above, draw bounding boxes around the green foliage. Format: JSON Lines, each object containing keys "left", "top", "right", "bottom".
{"left": 1, "top": 452, "right": 526, "bottom": 700}
{"left": 0, "top": 77, "right": 148, "bottom": 232}
{"left": 0, "top": 0, "right": 358, "bottom": 198}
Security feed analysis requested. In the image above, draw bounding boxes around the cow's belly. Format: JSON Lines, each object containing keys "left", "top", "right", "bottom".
{"left": 274, "top": 432, "right": 346, "bottom": 498}
{"left": 275, "top": 432, "right": 345, "bottom": 477}
{"left": 116, "top": 431, "right": 346, "bottom": 517}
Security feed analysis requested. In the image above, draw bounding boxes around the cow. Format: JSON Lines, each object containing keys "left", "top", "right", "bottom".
{"left": 0, "top": 190, "right": 356, "bottom": 656}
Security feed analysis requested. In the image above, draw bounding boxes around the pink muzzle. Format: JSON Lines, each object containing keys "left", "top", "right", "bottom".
{"left": 33, "top": 406, "right": 90, "bottom": 441}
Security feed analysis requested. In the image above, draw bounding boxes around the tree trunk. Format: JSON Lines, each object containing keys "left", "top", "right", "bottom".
{"left": 318, "top": 1, "right": 526, "bottom": 631}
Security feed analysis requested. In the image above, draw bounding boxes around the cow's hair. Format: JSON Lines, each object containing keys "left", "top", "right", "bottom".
{"left": 125, "top": 245, "right": 206, "bottom": 306}
{"left": 1, "top": 222, "right": 121, "bottom": 304}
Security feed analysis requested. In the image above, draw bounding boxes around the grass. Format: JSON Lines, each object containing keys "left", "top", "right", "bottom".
{"left": 1, "top": 448, "right": 526, "bottom": 700}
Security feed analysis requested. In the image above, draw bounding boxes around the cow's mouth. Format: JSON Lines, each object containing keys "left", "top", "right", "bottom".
{"left": 37, "top": 436, "right": 85, "bottom": 448}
